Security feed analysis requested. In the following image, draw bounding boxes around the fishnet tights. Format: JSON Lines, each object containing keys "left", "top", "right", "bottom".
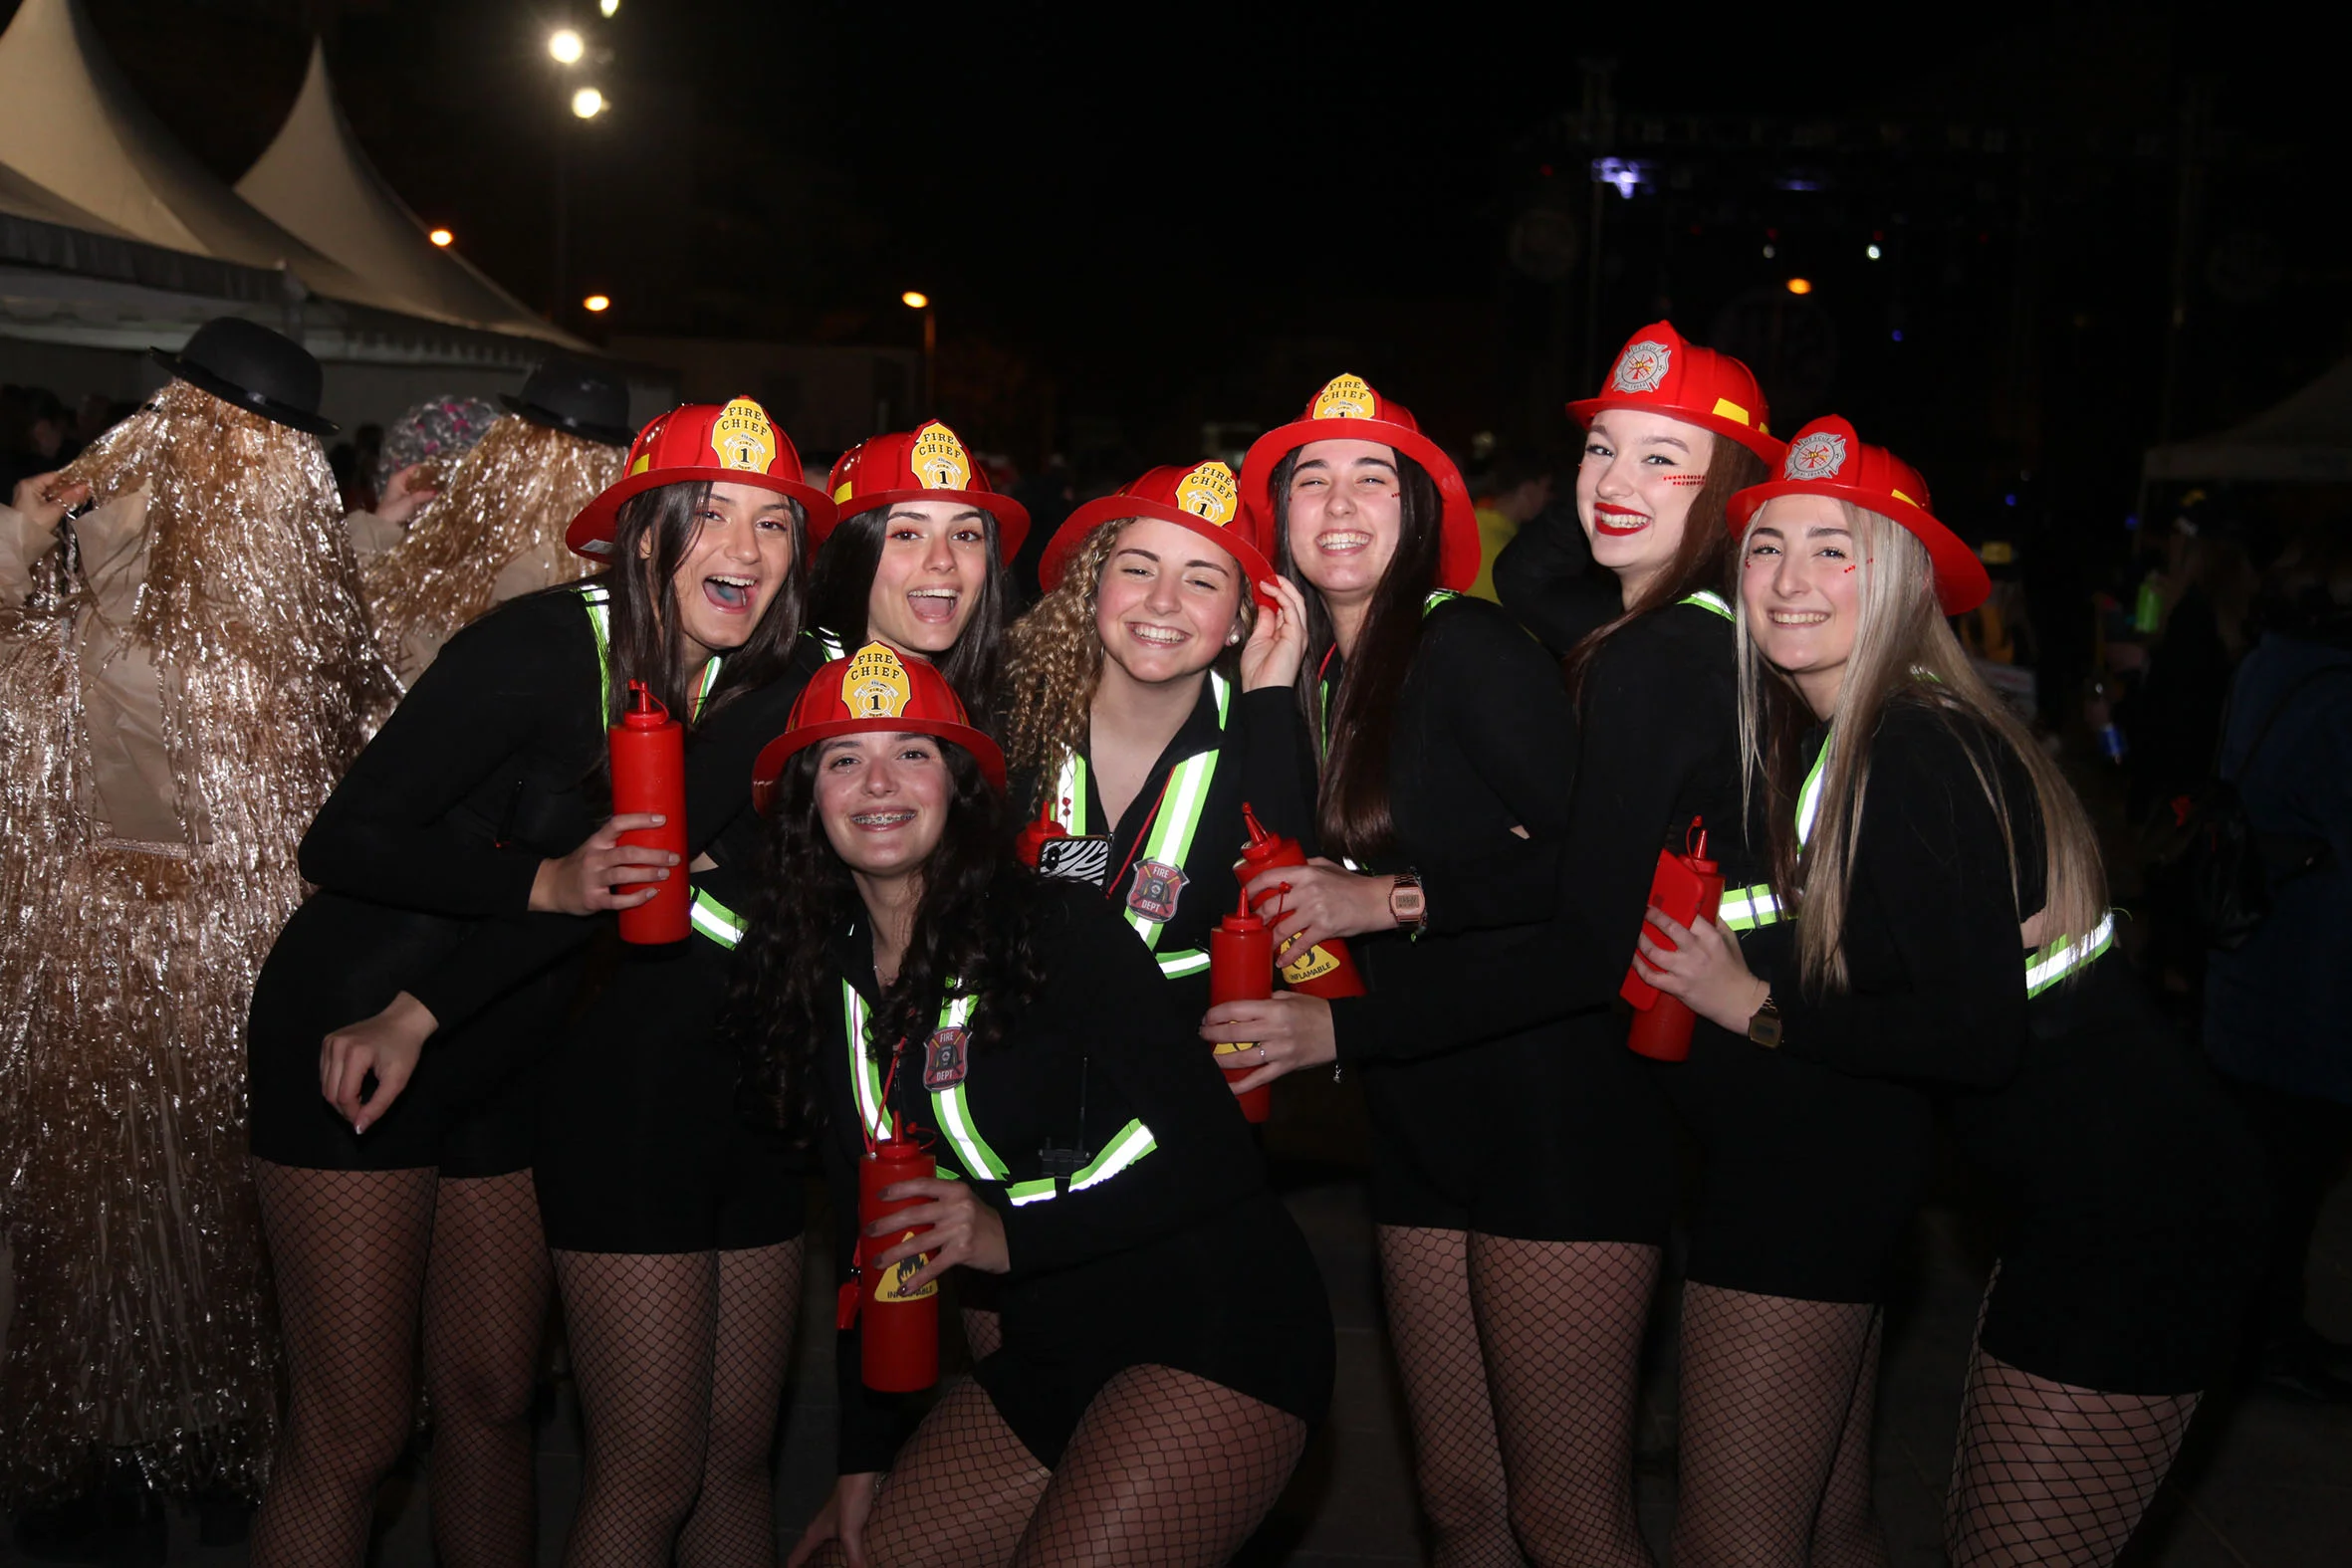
{"left": 557, "top": 1241, "right": 804, "bottom": 1568}
{"left": 252, "top": 1162, "right": 436, "bottom": 1567}
{"left": 422, "top": 1173, "right": 554, "bottom": 1568}
{"left": 1808, "top": 1308, "right": 1890, "bottom": 1568}
{"left": 1668, "top": 1283, "right": 1876, "bottom": 1568}
{"left": 1467, "top": 1235, "right": 1658, "bottom": 1568}
{"left": 1944, "top": 1345, "right": 2199, "bottom": 1566}
{"left": 1376, "top": 1226, "right": 1518, "bottom": 1567}
{"left": 819, "top": 1364, "right": 1305, "bottom": 1566}
{"left": 252, "top": 1162, "right": 550, "bottom": 1568}
{"left": 963, "top": 1307, "right": 1006, "bottom": 1360}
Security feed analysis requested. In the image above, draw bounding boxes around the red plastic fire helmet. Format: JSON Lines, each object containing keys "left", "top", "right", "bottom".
{"left": 823, "top": 419, "right": 1030, "bottom": 561}
{"left": 1241, "top": 375, "right": 1481, "bottom": 593}
{"left": 752, "top": 641, "right": 1007, "bottom": 812}
{"left": 1569, "top": 322, "right": 1784, "bottom": 466}
{"left": 566, "top": 397, "right": 836, "bottom": 559}
{"left": 1037, "top": 460, "right": 1280, "bottom": 608}
{"left": 1728, "top": 415, "right": 1991, "bottom": 615}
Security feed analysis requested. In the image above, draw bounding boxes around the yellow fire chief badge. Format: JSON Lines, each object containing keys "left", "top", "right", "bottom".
{"left": 843, "top": 643, "right": 913, "bottom": 719}
{"left": 711, "top": 396, "right": 778, "bottom": 473}
{"left": 1175, "top": 461, "right": 1239, "bottom": 526}
{"left": 909, "top": 421, "right": 972, "bottom": 490}
{"left": 1311, "top": 374, "right": 1376, "bottom": 420}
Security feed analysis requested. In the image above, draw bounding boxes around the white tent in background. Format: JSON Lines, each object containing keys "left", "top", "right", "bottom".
{"left": 238, "top": 42, "right": 582, "bottom": 349}
{"left": 0, "top": 159, "right": 132, "bottom": 235}
{"left": 0, "top": 0, "right": 398, "bottom": 310}
{"left": 2144, "top": 358, "right": 2352, "bottom": 485}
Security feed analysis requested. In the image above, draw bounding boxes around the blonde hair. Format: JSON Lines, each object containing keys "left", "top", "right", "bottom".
{"left": 1735, "top": 501, "right": 2106, "bottom": 993}
{"left": 999, "top": 516, "right": 1254, "bottom": 810}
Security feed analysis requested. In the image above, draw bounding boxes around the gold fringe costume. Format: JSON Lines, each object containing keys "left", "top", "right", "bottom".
{"left": 0, "top": 380, "right": 398, "bottom": 1501}
{"left": 358, "top": 415, "right": 621, "bottom": 683}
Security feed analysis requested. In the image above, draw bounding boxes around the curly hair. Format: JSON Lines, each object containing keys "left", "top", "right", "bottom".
{"left": 998, "top": 515, "right": 1255, "bottom": 813}
{"left": 729, "top": 740, "right": 1052, "bottom": 1141}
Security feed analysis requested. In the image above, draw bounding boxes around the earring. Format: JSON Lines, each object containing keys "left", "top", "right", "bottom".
{"left": 1226, "top": 632, "right": 1242, "bottom": 646}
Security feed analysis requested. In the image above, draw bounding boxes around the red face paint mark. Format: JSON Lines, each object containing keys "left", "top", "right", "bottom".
{"left": 1667, "top": 474, "right": 1707, "bottom": 487}
{"left": 1842, "top": 564, "right": 1856, "bottom": 574}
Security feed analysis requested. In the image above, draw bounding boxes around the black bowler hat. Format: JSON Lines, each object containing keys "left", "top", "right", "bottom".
{"left": 501, "top": 356, "right": 634, "bottom": 448}
{"left": 148, "top": 317, "right": 337, "bottom": 436}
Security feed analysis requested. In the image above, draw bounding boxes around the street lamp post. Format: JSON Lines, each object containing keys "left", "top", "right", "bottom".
{"left": 902, "top": 291, "right": 934, "bottom": 418}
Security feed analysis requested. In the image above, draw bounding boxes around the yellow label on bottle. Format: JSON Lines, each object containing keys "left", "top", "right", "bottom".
{"left": 872, "top": 1232, "right": 937, "bottom": 1302}
{"left": 1281, "top": 944, "right": 1340, "bottom": 984}
{"left": 1212, "top": 1040, "right": 1252, "bottom": 1056}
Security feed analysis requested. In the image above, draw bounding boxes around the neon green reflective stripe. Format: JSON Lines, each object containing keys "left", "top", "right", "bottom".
{"left": 1070, "top": 1119, "right": 1157, "bottom": 1191}
{"left": 1795, "top": 737, "right": 1830, "bottom": 848}
{"left": 2025, "top": 913, "right": 2115, "bottom": 998}
{"left": 692, "top": 656, "right": 720, "bottom": 721}
{"left": 1007, "top": 1178, "right": 1058, "bottom": 1207}
{"left": 689, "top": 889, "right": 747, "bottom": 949}
{"left": 1054, "top": 753, "right": 1087, "bottom": 834}
{"left": 925, "top": 995, "right": 1010, "bottom": 1180}
{"left": 813, "top": 626, "right": 846, "bottom": 661}
{"left": 1423, "top": 589, "right": 1460, "bottom": 615}
{"left": 580, "top": 585, "right": 612, "bottom": 719}
{"left": 1125, "top": 674, "right": 1228, "bottom": 949}
{"left": 1718, "top": 883, "right": 1784, "bottom": 932}
{"left": 1680, "top": 589, "right": 1734, "bottom": 621}
{"left": 841, "top": 986, "right": 890, "bottom": 1146}
{"left": 1155, "top": 949, "right": 1210, "bottom": 979}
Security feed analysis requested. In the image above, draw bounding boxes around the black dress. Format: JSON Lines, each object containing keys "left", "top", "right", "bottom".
{"left": 1751, "top": 698, "right": 2261, "bottom": 1392}
{"left": 1332, "top": 596, "right": 1936, "bottom": 1300}
{"left": 1325, "top": 592, "right": 1674, "bottom": 1242}
{"left": 1012, "top": 675, "right": 1316, "bottom": 1017}
{"left": 822, "top": 883, "right": 1333, "bottom": 1471}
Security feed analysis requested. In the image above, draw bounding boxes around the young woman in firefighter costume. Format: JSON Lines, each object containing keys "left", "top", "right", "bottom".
{"left": 732, "top": 644, "right": 1332, "bottom": 1567}
{"left": 1199, "top": 374, "right": 1658, "bottom": 1567}
{"left": 807, "top": 419, "right": 1029, "bottom": 720}
{"left": 998, "top": 459, "right": 1315, "bottom": 1011}
{"left": 1638, "top": 416, "right": 2261, "bottom": 1567}
{"left": 245, "top": 397, "right": 830, "bottom": 1568}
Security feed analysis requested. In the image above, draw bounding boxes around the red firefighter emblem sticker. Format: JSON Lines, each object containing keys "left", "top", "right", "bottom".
{"left": 1126, "top": 859, "right": 1187, "bottom": 924}
{"left": 1785, "top": 431, "right": 1849, "bottom": 481}
{"left": 921, "top": 1025, "right": 970, "bottom": 1090}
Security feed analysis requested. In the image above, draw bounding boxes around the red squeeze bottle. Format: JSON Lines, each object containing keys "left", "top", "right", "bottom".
{"left": 607, "top": 679, "right": 689, "bottom": 944}
{"left": 1209, "top": 891, "right": 1277, "bottom": 1123}
{"left": 1234, "top": 804, "right": 1367, "bottom": 999}
{"left": 1014, "top": 793, "right": 1067, "bottom": 868}
{"left": 856, "top": 1139, "right": 940, "bottom": 1392}
{"left": 1621, "top": 820, "right": 1725, "bottom": 1063}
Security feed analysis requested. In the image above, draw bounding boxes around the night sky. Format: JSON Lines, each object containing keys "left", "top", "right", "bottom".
{"left": 20, "top": 0, "right": 2352, "bottom": 523}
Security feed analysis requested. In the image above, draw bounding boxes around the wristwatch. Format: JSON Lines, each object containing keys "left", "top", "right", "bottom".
{"left": 1748, "top": 991, "right": 1782, "bottom": 1048}
{"left": 1388, "top": 871, "right": 1428, "bottom": 935}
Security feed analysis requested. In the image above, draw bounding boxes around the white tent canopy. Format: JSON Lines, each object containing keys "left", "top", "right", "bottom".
{"left": 0, "top": 0, "right": 403, "bottom": 308}
{"left": 237, "top": 42, "right": 581, "bottom": 349}
{"left": 2145, "top": 357, "right": 2352, "bottom": 485}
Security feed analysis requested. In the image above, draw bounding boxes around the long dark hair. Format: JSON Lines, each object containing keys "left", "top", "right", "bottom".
{"left": 1271, "top": 447, "right": 1446, "bottom": 862}
{"left": 807, "top": 506, "right": 1009, "bottom": 725}
{"left": 1559, "top": 434, "right": 1768, "bottom": 694}
{"left": 592, "top": 479, "right": 811, "bottom": 727}
{"left": 730, "top": 740, "right": 1050, "bottom": 1139}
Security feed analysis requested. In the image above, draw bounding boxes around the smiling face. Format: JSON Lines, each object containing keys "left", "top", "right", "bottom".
{"left": 1092, "top": 515, "right": 1247, "bottom": 688}
{"left": 1576, "top": 409, "right": 1719, "bottom": 602}
{"left": 814, "top": 731, "right": 954, "bottom": 882}
{"left": 665, "top": 480, "right": 800, "bottom": 660}
{"left": 1740, "top": 493, "right": 1863, "bottom": 717}
{"left": 866, "top": 500, "right": 992, "bottom": 657}
{"left": 1284, "top": 438, "right": 1403, "bottom": 608}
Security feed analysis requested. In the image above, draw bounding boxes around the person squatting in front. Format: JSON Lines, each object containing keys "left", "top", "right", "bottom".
{"left": 807, "top": 419, "right": 1029, "bottom": 722}
{"left": 1637, "top": 416, "right": 2262, "bottom": 1568}
{"left": 1198, "top": 374, "right": 1654, "bottom": 1567}
{"left": 730, "top": 643, "right": 1333, "bottom": 1568}
{"left": 249, "top": 396, "right": 830, "bottom": 1568}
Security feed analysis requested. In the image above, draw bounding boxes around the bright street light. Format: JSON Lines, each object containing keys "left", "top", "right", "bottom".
{"left": 572, "top": 87, "right": 605, "bottom": 118}
{"left": 583, "top": 295, "right": 610, "bottom": 314}
{"left": 599, "top": 0, "right": 620, "bottom": 14}
{"left": 549, "top": 30, "right": 584, "bottom": 64}
{"left": 1786, "top": 278, "right": 1814, "bottom": 296}
{"left": 901, "top": 291, "right": 929, "bottom": 310}
{"left": 428, "top": 228, "right": 453, "bottom": 247}
{"left": 1866, "top": 243, "right": 1882, "bottom": 260}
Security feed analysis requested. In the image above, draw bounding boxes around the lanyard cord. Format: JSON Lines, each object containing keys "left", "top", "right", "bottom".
{"left": 1102, "top": 770, "right": 1179, "bottom": 904}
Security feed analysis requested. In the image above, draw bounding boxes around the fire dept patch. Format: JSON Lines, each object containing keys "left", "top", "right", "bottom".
{"left": 1126, "top": 859, "right": 1187, "bottom": 924}
{"left": 1609, "top": 339, "right": 1672, "bottom": 395}
{"left": 1785, "top": 431, "right": 1848, "bottom": 481}
{"left": 921, "top": 1024, "right": 970, "bottom": 1090}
